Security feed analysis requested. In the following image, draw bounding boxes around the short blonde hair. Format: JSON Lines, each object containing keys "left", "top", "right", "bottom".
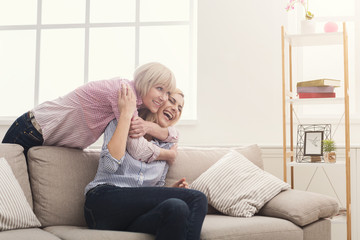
{"left": 133, "top": 62, "right": 176, "bottom": 98}
{"left": 144, "top": 88, "right": 184, "bottom": 125}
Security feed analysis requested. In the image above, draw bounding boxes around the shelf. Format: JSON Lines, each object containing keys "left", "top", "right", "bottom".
{"left": 287, "top": 161, "right": 345, "bottom": 167}
{"left": 330, "top": 209, "right": 347, "bottom": 224}
{"left": 285, "top": 32, "right": 343, "bottom": 47}
{"left": 330, "top": 215, "right": 347, "bottom": 224}
{"left": 282, "top": 24, "right": 351, "bottom": 239}
{"left": 286, "top": 97, "right": 344, "bottom": 105}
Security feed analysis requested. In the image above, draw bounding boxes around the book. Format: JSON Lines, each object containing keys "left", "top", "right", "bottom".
{"left": 297, "top": 86, "right": 334, "bottom": 93}
{"left": 296, "top": 79, "right": 341, "bottom": 87}
{"left": 298, "top": 92, "right": 336, "bottom": 99}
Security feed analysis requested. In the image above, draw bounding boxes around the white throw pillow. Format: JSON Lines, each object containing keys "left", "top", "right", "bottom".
{"left": 190, "top": 151, "right": 290, "bottom": 217}
{"left": 0, "top": 157, "right": 41, "bottom": 230}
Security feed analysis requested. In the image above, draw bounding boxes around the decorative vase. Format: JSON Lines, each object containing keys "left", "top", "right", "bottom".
{"left": 301, "top": 19, "right": 316, "bottom": 34}
{"left": 324, "top": 151, "right": 336, "bottom": 163}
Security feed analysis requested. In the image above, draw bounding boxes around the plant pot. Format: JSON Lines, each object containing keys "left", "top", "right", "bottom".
{"left": 324, "top": 151, "right": 336, "bottom": 163}
{"left": 301, "top": 20, "right": 316, "bottom": 34}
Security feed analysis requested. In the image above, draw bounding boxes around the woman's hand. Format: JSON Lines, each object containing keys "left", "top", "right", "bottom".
{"left": 118, "top": 83, "right": 136, "bottom": 119}
{"left": 129, "top": 116, "right": 151, "bottom": 138}
{"left": 171, "top": 177, "right": 189, "bottom": 189}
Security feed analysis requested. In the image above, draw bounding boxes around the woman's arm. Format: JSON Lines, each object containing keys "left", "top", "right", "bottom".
{"left": 108, "top": 84, "right": 136, "bottom": 160}
{"left": 99, "top": 120, "right": 124, "bottom": 173}
{"left": 128, "top": 117, "right": 179, "bottom": 142}
{"left": 126, "top": 136, "right": 177, "bottom": 164}
{"left": 99, "top": 84, "right": 136, "bottom": 173}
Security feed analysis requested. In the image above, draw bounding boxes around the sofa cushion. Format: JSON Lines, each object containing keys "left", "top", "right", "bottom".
{"left": 0, "top": 157, "right": 41, "bottom": 231}
{"left": 0, "top": 143, "right": 33, "bottom": 208}
{"left": 201, "top": 215, "right": 303, "bottom": 240}
{"left": 258, "top": 189, "right": 339, "bottom": 226}
{"left": 165, "top": 144, "right": 263, "bottom": 186}
{"left": 0, "top": 228, "right": 61, "bottom": 240}
{"left": 28, "top": 146, "right": 100, "bottom": 227}
{"left": 190, "top": 151, "right": 289, "bottom": 217}
{"left": 44, "top": 226, "right": 154, "bottom": 240}
{"left": 302, "top": 219, "right": 331, "bottom": 240}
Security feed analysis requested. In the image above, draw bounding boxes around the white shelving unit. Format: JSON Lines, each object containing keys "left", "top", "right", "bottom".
{"left": 285, "top": 32, "right": 343, "bottom": 46}
{"left": 281, "top": 23, "right": 351, "bottom": 239}
{"left": 287, "top": 161, "right": 345, "bottom": 167}
{"left": 286, "top": 97, "right": 345, "bottom": 105}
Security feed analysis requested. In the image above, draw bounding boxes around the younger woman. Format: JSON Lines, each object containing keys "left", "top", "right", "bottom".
{"left": 84, "top": 89, "right": 207, "bottom": 240}
{"left": 2, "top": 62, "right": 177, "bottom": 157}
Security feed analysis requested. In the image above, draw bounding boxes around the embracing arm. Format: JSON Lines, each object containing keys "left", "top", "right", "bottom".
{"left": 129, "top": 117, "right": 179, "bottom": 142}
{"left": 126, "top": 136, "right": 177, "bottom": 164}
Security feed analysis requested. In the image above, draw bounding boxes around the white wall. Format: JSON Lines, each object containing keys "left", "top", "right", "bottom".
{"left": 176, "top": 0, "right": 286, "bottom": 146}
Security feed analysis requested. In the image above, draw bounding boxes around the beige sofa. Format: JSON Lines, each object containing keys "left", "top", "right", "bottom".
{"left": 0, "top": 143, "right": 339, "bottom": 240}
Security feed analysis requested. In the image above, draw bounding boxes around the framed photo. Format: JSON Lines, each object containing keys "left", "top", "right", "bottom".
{"left": 296, "top": 124, "right": 331, "bottom": 162}
{"left": 304, "top": 131, "right": 323, "bottom": 156}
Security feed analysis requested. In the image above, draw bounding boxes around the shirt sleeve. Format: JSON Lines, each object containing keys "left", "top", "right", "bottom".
{"left": 99, "top": 119, "right": 125, "bottom": 173}
{"left": 126, "top": 136, "right": 161, "bottom": 163}
{"left": 163, "top": 126, "right": 179, "bottom": 143}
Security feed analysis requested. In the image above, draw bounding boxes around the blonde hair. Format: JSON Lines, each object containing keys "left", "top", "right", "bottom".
{"left": 133, "top": 62, "right": 176, "bottom": 98}
{"left": 140, "top": 88, "right": 184, "bottom": 125}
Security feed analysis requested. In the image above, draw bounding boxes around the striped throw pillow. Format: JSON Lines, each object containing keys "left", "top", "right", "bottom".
{"left": 0, "top": 157, "right": 41, "bottom": 230}
{"left": 190, "top": 151, "right": 290, "bottom": 217}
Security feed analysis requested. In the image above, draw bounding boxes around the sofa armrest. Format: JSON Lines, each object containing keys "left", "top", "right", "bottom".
{"left": 258, "top": 189, "right": 339, "bottom": 226}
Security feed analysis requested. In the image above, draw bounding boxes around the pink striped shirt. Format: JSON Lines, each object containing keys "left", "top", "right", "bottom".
{"left": 33, "top": 78, "right": 139, "bottom": 149}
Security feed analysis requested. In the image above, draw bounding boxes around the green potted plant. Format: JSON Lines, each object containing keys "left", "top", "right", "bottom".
{"left": 322, "top": 139, "right": 336, "bottom": 163}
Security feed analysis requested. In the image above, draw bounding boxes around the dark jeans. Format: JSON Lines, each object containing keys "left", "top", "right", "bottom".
{"left": 84, "top": 184, "right": 208, "bottom": 240}
{"left": 2, "top": 112, "right": 44, "bottom": 157}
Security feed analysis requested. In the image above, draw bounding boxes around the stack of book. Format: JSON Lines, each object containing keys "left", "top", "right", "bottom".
{"left": 296, "top": 79, "right": 340, "bottom": 99}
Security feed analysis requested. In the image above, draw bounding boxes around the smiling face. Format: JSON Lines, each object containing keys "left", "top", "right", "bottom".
{"left": 157, "top": 92, "right": 184, "bottom": 127}
{"left": 141, "top": 85, "right": 170, "bottom": 113}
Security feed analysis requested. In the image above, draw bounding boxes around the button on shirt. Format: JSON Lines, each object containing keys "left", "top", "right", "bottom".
{"left": 85, "top": 119, "right": 172, "bottom": 194}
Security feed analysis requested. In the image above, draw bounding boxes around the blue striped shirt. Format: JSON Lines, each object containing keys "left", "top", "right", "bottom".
{"left": 85, "top": 119, "right": 172, "bottom": 194}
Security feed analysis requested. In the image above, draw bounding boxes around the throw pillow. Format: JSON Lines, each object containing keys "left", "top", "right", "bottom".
{"left": 259, "top": 189, "right": 339, "bottom": 226}
{"left": 190, "top": 151, "right": 290, "bottom": 217}
{"left": 0, "top": 157, "right": 41, "bottom": 230}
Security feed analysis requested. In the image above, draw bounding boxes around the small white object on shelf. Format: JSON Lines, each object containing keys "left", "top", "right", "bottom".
{"left": 301, "top": 19, "right": 316, "bottom": 34}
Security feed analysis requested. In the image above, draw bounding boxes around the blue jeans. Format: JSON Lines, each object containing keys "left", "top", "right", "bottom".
{"left": 84, "top": 184, "right": 208, "bottom": 240}
{"left": 2, "top": 112, "right": 44, "bottom": 157}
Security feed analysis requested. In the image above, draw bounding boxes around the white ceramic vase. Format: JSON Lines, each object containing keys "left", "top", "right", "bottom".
{"left": 301, "top": 19, "right": 316, "bottom": 34}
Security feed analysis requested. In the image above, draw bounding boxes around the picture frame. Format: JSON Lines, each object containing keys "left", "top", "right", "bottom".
{"left": 304, "top": 131, "right": 323, "bottom": 156}
{"left": 296, "top": 124, "right": 331, "bottom": 163}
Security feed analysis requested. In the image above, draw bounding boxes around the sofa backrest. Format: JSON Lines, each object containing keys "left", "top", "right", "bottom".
{"left": 27, "top": 144, "right": 263, "bottom": 227}
{"left": 27, "top": 146, "right": 100, "bottom": 227}
{"left": 0, "top": 144, "right": 33, "bottom": 209}
{"left": 165, "top": 144, "right": 263, "bottom": 186}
